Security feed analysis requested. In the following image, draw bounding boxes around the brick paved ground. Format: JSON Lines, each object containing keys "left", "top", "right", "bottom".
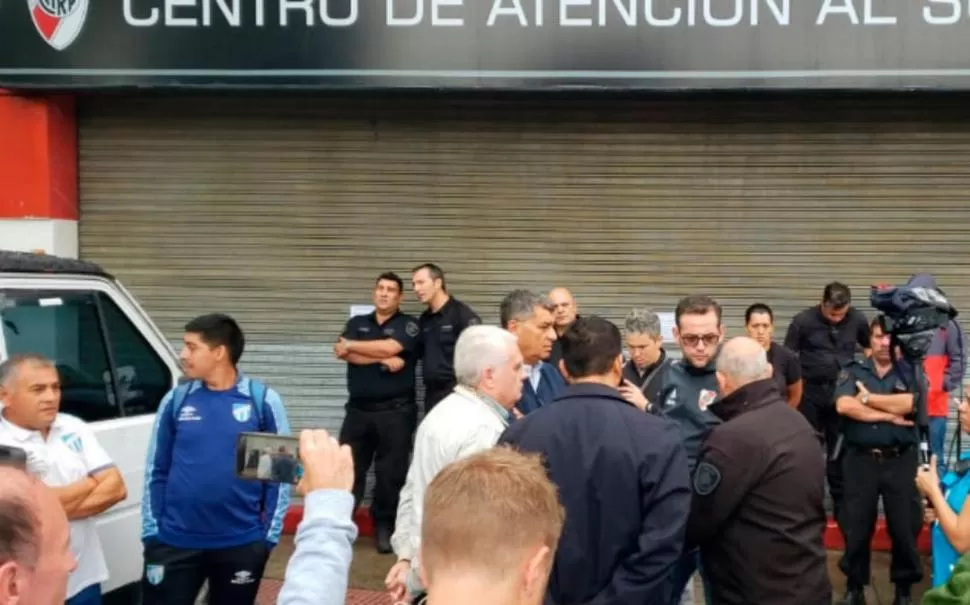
{"left": 257, "top": 580, "right": 390, "bottom": 605}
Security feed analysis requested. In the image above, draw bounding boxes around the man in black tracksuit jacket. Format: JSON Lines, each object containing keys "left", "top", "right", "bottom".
{"left": 647, "top": 296, "right": 724, "bottom": 603}
{"left": 687, "top": 336, "right": 831, "bottom": 605}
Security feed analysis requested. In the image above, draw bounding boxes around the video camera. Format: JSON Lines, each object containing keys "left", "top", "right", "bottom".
{"left": 870, "top": 281, "right": 958, "bottom": 469}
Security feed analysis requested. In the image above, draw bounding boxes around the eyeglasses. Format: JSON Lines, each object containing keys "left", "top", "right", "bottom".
{"left": 680, "top": 333, "right": 719, "bottom": 347}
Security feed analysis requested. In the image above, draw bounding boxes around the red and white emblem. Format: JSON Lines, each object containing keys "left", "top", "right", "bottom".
{"left": 28, "top": 0, "right": 88, "bottom": 51}
{"left": 698, "top": 389, "right": 717, "bottom": 411}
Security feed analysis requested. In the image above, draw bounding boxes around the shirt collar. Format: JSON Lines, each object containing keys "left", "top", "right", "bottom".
{"left": 523, "top": 362, "right": 543, "bottom": 377}
{"left": 453, "top": 385, "right": 511, "bottom": 426}
{"left": 187, "top": 372, "right": 251, "bottom": 396}
{"left": 0, "top": 410, "right": 63, "bottom": 443}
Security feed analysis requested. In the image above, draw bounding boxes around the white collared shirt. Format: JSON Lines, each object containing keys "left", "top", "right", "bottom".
{"left": 390, "top": 386, "right": 510, "bottom": 595}
{"left": 524, "top": 363, "right": 543, "bottom": 392}
{"left": 0, "top": 412, "right": 113, "bottom": 598}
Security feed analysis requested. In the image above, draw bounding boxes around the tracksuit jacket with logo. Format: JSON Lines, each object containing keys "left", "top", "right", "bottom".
{"left": 649, "top": 358, "right": 721, "bottom": 471}
{"left": 141, "top": 375, "right": 292, "bottom": 550}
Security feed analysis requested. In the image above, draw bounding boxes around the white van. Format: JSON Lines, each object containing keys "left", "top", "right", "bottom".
{"left": 0, "top": 250, "right": 181, "bottom": 604}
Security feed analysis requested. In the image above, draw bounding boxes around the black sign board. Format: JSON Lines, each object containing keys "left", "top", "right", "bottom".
{"left": 3, "top": 0, "right": 970, "bottom": 90}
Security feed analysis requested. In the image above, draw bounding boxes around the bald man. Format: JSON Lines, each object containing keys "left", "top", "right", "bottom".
{"left": 0, "top": 467, "right": 76, "bottom": 605}
{"left": 547, "top": 288, "right": 578, "bottom": 369}
{"left": 686, "top": 337, "right": 830, "bottom": 605}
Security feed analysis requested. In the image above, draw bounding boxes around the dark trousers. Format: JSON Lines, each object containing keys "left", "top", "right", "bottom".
{"left": 799, "top": 379, "right": 844, "bottom": 520}
{"left": 839, "top": 446, "right": 924, "bottom": 589}
{"left": 424, "top": 381, "right": 455, "bottom": 413}
{"left": 141, "top": 540, "right": 270, "bottom": 605}
{"left": 339, "top": 404, "right": 417, "bottom": 527}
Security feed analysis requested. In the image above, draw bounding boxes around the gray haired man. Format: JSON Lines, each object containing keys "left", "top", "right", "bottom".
{"left": 385, "top": 325, "right": 525, "bottom": 603}
{"left": 500, "top": 290, "right": 564, "bottom": 416}
{"left": 621, "top": 309, "right": 671, "bottom": 407}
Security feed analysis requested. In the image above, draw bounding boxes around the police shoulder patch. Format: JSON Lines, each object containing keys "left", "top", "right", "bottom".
{"left": 837, "top": 369, "right": 851, "bottom": 383}
{"left": 693, "top": 461, "right": 722, "bottom": 496}
{"left": 467, "top": 316, "right": 481, "bottom": 326}
{"left": 406, "top": 321, "right": 419, "bottom": 337}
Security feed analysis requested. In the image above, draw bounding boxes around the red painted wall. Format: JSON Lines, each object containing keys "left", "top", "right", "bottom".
{"left": 0, "top": 92, "right": 77, "bottom": 220}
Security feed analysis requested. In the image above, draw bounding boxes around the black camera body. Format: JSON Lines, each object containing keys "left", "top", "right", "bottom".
{"left": 871, "top": 282, "right": 958, "bottom": 469}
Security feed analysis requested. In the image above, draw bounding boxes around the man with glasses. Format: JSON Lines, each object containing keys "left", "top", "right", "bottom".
{"left": 648, "top": 295, "right": 725, "bottom": 605}
{"left": 784, "top": 282, "right": 870, "bottom": 527}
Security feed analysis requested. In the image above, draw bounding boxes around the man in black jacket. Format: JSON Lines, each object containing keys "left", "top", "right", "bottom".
{"left": 499, "top": 316, "right": 690, "bottom": 605}
{"left": 688, "top": 336, "right": 831, "bottom": 605}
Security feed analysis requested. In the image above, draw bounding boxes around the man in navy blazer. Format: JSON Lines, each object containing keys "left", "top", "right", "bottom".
{"left": 500, "top": 289, "right": 565, "bottom": 415}
{"left": 499, "top": 316, "right": 690, "bottom": 605}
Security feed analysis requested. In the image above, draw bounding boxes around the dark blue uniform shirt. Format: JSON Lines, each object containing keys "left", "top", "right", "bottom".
{"left": 835, "top": 359, "right": 917, "bottom": 448}
{"left": 342, "top": 311, "right": 420, "bottom": 409}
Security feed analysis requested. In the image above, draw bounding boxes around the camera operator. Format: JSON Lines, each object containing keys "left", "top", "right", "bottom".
{"left": 834, "top": 317, "right": 923, "bottom": 605}
{"left": 916, "top": 395, "right": 970, "bottom": 588}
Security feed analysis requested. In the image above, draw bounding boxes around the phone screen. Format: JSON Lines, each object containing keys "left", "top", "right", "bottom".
{"left": 235, "top": 432, "right": 303, "bottom": 485}
{"left": 0, "top": 445, "right": 28, "bottom": 471}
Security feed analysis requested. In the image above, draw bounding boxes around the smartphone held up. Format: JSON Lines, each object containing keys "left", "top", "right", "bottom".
{"left": 235, "top": 432, "right": 303, "bottom": 485}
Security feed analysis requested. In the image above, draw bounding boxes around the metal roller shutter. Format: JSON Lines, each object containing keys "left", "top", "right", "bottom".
{"left": 78, "top": 95, "right": 970, "bottom": 445}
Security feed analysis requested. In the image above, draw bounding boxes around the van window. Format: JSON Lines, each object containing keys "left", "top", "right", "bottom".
{"left": 0, "top": 288, "right": 172, "bottom": 422}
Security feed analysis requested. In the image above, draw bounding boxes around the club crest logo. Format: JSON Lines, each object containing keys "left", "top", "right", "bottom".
{"left": 60, "top": 433, "right": 83, "bottom": 454}
{"left": 698, "top": 389, "right": 717, "bottom": 411}
{"left": 232, "top": 403, "right": 253, "bottom": 423}
{"left": 28, "top": 0, "right": 88, "bottom": 51}
{"left": 145, "top": 564, "right": 165, "bottom": 586}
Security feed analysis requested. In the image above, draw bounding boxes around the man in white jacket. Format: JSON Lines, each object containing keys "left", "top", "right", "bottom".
{"left": 386, "top": 325, "right": 525, "bottom": 602}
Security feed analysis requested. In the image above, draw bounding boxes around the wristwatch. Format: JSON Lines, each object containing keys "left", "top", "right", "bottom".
{"left": 860, "top": 392, "right": 870, "bottom": 406}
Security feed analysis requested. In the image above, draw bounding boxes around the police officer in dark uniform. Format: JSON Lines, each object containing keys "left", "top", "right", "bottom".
{"left": 834, "top": 316, "right": 923, "bottom": 605}
{"left": 334, "top": 272, "right": 420, "bottom": 553}
{"left": 411, "top": 263, "right": 480, "bottom": 411}
{"left": 785, "top": 282, "right": 871, "bottom": 521}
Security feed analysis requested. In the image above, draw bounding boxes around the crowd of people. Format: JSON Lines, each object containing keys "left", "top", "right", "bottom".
{"left": 3, "top": 264, "right": 970, "bottom": 605}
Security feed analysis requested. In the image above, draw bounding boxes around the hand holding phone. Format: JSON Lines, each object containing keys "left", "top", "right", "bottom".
{"left": 296, "top": 429, "right": 354, "bottom": 496}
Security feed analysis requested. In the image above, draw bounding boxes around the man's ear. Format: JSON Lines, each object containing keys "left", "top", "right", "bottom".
{"left": 672, "top": 326, "right": 681, "bottom": 342}
{"left": 522, "top": 545, "right": 553, "bottom": 600}
{"left": 715, "top": 371, "right": 727, "bottom": 394}
{"left": 0, "top": 560, "right": 25, "bottom": 605}
{"left": 557, "top": 360, "right": 570, "bottom": 382}
{"left": 506, "top": 319, "right": 520, "bottom": 335}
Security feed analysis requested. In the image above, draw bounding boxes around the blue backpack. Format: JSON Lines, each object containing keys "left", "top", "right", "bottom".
{"left": 170, "top": 378, "right": 269, "bottom": 430}
{"left": 933, "top": 452, "right": 970, "bottom": 587}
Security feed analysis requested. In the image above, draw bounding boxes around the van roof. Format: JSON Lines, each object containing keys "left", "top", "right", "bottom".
{"left": 0, "top": 250, "right": 111, "bottom": 278}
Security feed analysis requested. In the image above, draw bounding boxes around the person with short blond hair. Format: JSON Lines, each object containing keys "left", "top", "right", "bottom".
{"left": 0, "top": 466, "right": 77, "bottom": 605}
{"left": 419, "top": 446, "right": 564, "bottom": 605}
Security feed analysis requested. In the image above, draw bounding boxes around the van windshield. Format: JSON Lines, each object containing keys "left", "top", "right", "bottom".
{"left": 0, "top": 288, "right": 172, "bottom": 422}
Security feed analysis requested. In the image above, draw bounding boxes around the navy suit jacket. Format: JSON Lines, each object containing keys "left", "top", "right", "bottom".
{"left": 516, "top": 362, "right": 567, "bottom": 415}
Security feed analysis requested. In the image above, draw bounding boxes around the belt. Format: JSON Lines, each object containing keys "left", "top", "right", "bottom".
{"left": 851, "top": 444, "right": 913, "bottom": 459}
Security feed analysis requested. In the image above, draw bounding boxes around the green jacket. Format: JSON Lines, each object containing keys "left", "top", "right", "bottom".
{"left": 924, "top": 552, "right": 970, "bottom": 604}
